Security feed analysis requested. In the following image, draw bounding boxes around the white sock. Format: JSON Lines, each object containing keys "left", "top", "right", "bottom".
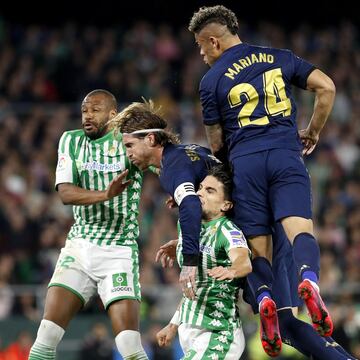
{"left": 29, "top": 319, "right": 65, "bottom": 359}
{"left": 115, "top": 330, "right": 148, "bottom": 360}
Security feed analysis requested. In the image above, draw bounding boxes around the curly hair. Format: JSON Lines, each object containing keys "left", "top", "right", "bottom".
{"left": 188, "top": 5, "right": 239, "bottom": 35}
{"left": 110, "top": 99, "right": 180, "bottom": 145}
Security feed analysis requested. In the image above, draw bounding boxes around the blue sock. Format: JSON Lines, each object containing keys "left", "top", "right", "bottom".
{"left": 324, "top": 337, "right": 358, "bottom": 360}
{"left": 293, "top": 232, "right": 320, "bottom": 283}
{"left": 257, "top": 291, "right": 271, "bottom": 305}
{"left": 278, "top": 309, "right": 349, "bottom": 360}
{"left": 247, "top": 257, "right": 273, "bottom": 305}
{"left": 303, "top": 270, "right": 319, "bottom": 284}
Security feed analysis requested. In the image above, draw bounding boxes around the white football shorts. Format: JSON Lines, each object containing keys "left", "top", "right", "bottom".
{"left": 49, "top": 237, "right": 141, "bottom": 309}
{"left": 178, "top": 322, "right": 245, "bottom": 360}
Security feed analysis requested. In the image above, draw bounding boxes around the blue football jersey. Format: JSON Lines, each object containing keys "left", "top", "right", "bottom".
{"left": 200, "top": 43, "right": 316, "bottom": 160}
{"left": 159, "top": 143, "right": 220, "bottom": 198}
{"left": 159, "top": 143, "right": 221, "bottom": 262}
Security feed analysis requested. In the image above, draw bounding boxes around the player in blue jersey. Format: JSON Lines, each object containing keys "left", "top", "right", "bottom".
{"left": 112, "top": 100, "right": 221, "bottom": 300}
{"left": 188, "top": 5, "right": 336, "bottom": 357}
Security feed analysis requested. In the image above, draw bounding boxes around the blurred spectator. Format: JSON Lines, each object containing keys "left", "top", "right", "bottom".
{"left": 0, "top": 331, "right": 32, "bottom": 360}
{"left": 0, "top": 17, "right": 358, "bottom": 359}
{"left": 79, "top": 323, "right": 113, "bottom": 360}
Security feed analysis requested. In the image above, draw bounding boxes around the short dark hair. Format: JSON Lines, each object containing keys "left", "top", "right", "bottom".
{"left": 188, "top": 5, "right": 239, "bottom": 35}
{"left": 85, "top": 89, "right": 117, "bottom": 110}
{"left": 207, "top": 165, "right": 233, "bottom": 201}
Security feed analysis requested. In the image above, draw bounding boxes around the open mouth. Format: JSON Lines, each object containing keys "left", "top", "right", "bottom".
{"left": 83, "top": 122, "right": 95, "bottom": 131}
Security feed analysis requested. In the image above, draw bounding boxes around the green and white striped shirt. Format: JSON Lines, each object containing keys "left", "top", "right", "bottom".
{"left": 55, "top": 129, "right": 142, "bottom": 246}
{"left": 177, "top": 216, "right": 249, "bottom": 331}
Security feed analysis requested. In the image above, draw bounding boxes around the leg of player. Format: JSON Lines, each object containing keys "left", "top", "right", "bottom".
{"left": 282, "top": 216, "right": 333, "bottom": 337}
{"left": 108, "top": 299, "right": 148, "bottom": 360}
{"left": 323, "top": 337, "right": 358, "bottom": 360}
{"left": 278, "top": 309, "right": 356, "bottom": 360}
{"left": 247, "top": 235, "right": 282, "bottom": 357}
{"left": 28, "top": 287, "right": 83, "bottom": 359}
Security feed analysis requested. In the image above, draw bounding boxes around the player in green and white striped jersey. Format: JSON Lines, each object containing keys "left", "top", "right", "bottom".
{"left": 29, "top": 90, "right": 148, "bottom": 360}
{"left": 156, "top": 166, "right": 252, "bottom": 360}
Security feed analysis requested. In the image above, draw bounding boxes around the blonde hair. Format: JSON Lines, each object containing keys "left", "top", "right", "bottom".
{"left": 110, "top": 99, "right": 180, "bottom": 145}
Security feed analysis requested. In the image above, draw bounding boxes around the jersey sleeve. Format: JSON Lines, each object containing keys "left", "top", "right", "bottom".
{"left": 162, "top": 162, "right": 201, "bottom": 266}
{"left": 199, "top": 74, "right": 221, "bottom": 125}
{"left": 290, "top": 51, "right": 316, "bottom": 89}
{"left": 220, "top": 221, "right": 250, "bottom": 255}
{"left": 55, "top": 132, "right": 80, "bottom": 189}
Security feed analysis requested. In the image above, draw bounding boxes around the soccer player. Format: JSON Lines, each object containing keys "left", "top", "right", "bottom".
{"left": 243, "top": 224, "right": 357, "bottom": 359}
{"left": 156, "top": 166, "right": 252, "bottom": 359}
{"left": 157, "top": 225, "right": 356, "bottom": 359}
{"left": 112, "top": 100, "right": 221, "bottom": 299}
{"left": 28, "top": 90, "right": 148, "bottom": 360}
{"left": 188, "top": 5, "right": 336, "bottom": 356}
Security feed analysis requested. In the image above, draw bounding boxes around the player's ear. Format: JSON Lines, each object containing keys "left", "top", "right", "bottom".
{"left": 221, "top": 200, "right": 233, "bottom": 212}
{"left": 145, "top": 133, "right": 156, "bottom": 146}
{"left": 209, "top": 36, "right": 218, "bottom": 48}
{"left": 109, "top": 109, "right": 117, "bottom": 119}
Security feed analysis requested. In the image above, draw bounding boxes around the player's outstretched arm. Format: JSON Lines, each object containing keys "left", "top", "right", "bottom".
{"left": 300, "top": 69, "right": 336, "bottom": 155}
{"left": 208, "top": 248, "right": 252, "bottom": 280}
{"left": 58, "top": 169, "right": 130, "bottom": 205}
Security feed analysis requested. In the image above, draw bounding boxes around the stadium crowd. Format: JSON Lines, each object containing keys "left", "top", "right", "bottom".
{"left": 0, "top": 17, "right": 359, "bottom": 359}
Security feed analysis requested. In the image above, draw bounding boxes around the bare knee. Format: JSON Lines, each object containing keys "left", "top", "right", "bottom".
{"left": 281, "top": 217, "right": 314, "bottom": 243}
{"left": 108, "top": 299, "right": 140, "bottom": 336}
{"left": 248, "top": 235, "right": 272, "bottom": 261}
{"left": 43, "top": 286, "right": 83, "bottom": 329}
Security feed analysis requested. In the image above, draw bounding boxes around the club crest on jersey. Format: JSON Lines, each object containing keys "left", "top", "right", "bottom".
{"left": 108, "top": 146, "right": 117, "bottom": 157}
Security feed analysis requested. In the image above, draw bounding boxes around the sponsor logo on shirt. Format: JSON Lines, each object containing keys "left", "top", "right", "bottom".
{"left": 111, "top": 272, "right": 132, "bottom": 293}
{"left": 200, "top": 243, "right": 213, "bottom": 254}
{"left": 81, "top": 161, "right": 124, "bottom": 172}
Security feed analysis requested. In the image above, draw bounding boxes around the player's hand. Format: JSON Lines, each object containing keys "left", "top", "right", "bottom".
{"left": 165, "top": 196, "right": 178, "bottom": 209}
{"left": 155, "top": 239, "right": 178, "bottom": 268}
{"left": 208, "top": 266, "right": 236, "bottom": 280}
{"left": 179, "top": 266, "right": 197, "bottom": 300}
{"left": 298, "top": 128, "right": 319, "bottom": 155}
{"left": 156, "top": 323, "right": 178, "bottom": 347}
{"left": 105, "top": 169, "right": 131, "bottom": 199}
